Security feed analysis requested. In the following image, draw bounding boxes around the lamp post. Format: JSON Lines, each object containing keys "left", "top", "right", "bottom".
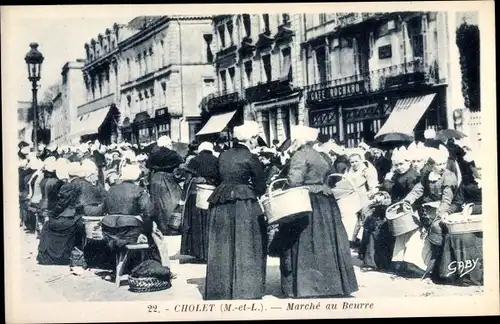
{"left": 24, "top": 42, "right": 44, "bottom": 153}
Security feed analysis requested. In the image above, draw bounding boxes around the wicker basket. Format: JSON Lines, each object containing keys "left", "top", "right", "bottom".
{"left": 385, "top": 201, "right": 419, "bottom": 236}
{"left": 443, "top": 203, "right": 482, "bottom": 234}
{"left": 82, "top": 216, "right": 104, "bottom": 240}
{"left": 128, "top": 276, "right": 172, "bottom": 293}
{"left": 195, "top": 184, "right": 216, "bottom": 210}
{"left": 261, "top": 179, "right": 311, "bottom": 225}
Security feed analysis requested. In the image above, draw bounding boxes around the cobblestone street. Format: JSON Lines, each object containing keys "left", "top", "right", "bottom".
{"left": 20, "top": 229, "right": 484, "bottom": 302}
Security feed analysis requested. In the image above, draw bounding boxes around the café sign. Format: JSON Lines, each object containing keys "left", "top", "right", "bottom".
{"left": 308, "top": 81, "right": 365, "bottom": 102}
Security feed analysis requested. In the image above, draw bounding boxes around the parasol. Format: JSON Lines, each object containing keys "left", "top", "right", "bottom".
{"left": 372, "top": 132, "right": 414, "bottom": 149}
{"left": 436, "top": 129, "right": 467, "bottom": 142}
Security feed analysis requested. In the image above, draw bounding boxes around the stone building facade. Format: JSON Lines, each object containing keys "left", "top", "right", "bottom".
{"left": 198, "top": 14, "right": 306, "bottom": 145}
{"left": 302, "top": 12, "right": 453, "bottom": 146}
{"left": 50, "top": 60, "right": 86, "bottom": 145}
{"left": 118, "top": 16, "right": 214, "bottom": 145}
{"left": 74, "top": 21, "right": 140, "bottom": 144}
{"left": 17, "top": 100, "right": 33, "bottom": 144}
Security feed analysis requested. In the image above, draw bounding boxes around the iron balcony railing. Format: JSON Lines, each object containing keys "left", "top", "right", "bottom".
{"left": 306, "top": 59, "right": 439, "bottom": 103}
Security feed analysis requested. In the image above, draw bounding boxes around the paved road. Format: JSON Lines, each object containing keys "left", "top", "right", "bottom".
{"left": 19, "top": 230, "right": 483, "bottom": 302}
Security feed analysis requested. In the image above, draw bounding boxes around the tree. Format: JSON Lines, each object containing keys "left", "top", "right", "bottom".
{"left": 456, "top": 22, "right": 480, "bottom": 112}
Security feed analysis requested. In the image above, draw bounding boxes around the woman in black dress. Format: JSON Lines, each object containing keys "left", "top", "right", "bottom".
{"left": 180, "top": 142, "right": 219, "bottom": 263}
{"left": 204, "top": 121, "right": 267, "bottom": 300}
{"left": 279, "top": 125, "right": 358, "bottom": 298}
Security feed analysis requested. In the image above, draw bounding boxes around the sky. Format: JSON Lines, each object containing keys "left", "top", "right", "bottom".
{"left": 2, "top": 6, "right": 138, "bottom": 102}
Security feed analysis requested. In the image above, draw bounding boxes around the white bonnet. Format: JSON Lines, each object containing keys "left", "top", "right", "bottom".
{"left": 157, "top": 135, "right": 173, "bottom": 148}
{"left": 120, "top": 164, "right": 142, "bottom": 181}
{"left": 136, "top": 154, "right": 148, "bottom": 162}
{"left": 291, "top": 125, "right": 319, "bottom": 143}
{"left": 234, "top": 121, "right": 260, "bottom": 142}
{"left": 55, "top": 158, "right": 70, "bottom": 180}
{"left": 391, "top": 146, "right": 410, "bottom": 162}
{"left": 43, "top": 156, "right": 58, "bottom": 172}
{"left": 424, "top": 128, "right": 436, "bottom": 140}
{"left": 67, "top": 162, "right": 83, "bottom": 177}
{"left": 122, "top": 149, "right": 137, "bottom": 162}
{"left": 81, "top": 159, "right": 98, "bottom": 176}
{"left": 429, "top": 145, "right": 449, "bottom": 164}
{"left": 198, "top": 141, "right": 214, "bottom": 153}
{"left": 20, "top": 146, "right": 31, "bottom": 155}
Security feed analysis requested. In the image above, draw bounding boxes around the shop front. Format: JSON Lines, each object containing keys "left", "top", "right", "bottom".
{"left": 71, "top": 104, "right": 120, "bottom": 145}
{"left": 196, "top": 91, "right": 245, "bottom": 143}
{"left": 307, "top": 75, "right": 447, "bottom": 147}
{"left": 128, "top": 108, "right": 173, "bottom": 147}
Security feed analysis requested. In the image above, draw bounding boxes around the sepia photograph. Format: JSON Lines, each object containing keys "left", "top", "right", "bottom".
{"left": 2, "top": 2, "right": 498, "bottom": 322}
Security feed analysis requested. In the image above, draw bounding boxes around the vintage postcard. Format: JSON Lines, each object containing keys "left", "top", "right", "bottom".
{"left": 2, "top": 2, "right": 498, "bottom": 323}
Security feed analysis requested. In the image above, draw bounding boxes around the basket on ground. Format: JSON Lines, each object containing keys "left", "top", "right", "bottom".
{"left": 128, "top": 276, "right": 172, "bottom": 293}
{"left": 82, "top": 216, "right": 104, "bottom": 240}
{"left": 260, "top": 179, "right": 312, "bottom": 225}
{"left": 442, "top": 203, "right": 482, "bottom": 234}
{"left": 385, "top": 201, "right": 419, "bottom": 236}
{"left": 195, "top": 184, "right": 216, "bottom": 210}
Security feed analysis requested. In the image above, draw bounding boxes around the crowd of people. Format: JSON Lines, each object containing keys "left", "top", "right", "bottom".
{"left": 18, "top": 125, "right": 483, "bottom": 300}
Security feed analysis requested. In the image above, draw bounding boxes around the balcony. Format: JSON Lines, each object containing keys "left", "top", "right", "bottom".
{"left": 215, "top": 44, "right": 238, "bottom": 61}
{"left": 255, "top": 30, "right": 274, "bottom": 50}
{"left": 306, "top": 59, "right": 439, "bottom": 104}
{"left": 245, "top": 79, "right": 295, "bottom": 103}
{"left": 203, "top": 90, "right": 244, "bottom": 114}
{"left": 77, "top": 93, "right": 115, "bottom": 116}
{"left": 239, "top": 36, "right": 256, "bottom": 59}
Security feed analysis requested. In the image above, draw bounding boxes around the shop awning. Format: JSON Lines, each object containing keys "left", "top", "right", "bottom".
{"left": 376, "top": 93, "right": 436, "bottom": 137}
{"left": 196, "top": 110, "right": 237, "bottom": 136}
{"left": 71, "top": 107, "right": 111, "bottom": 138}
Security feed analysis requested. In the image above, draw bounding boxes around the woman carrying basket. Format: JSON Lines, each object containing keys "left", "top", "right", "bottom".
{"left": 279, "top": 125, "right": 358, "bottom": 299}
{"left": 180, "top": 142, "right": 219, "bottom": 264}
{"left": 204, "top": 121, "right": 268, "bottom": 301}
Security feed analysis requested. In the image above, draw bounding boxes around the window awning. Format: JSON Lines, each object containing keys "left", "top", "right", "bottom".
{"left": 196, "top": 110, "right": 237, "bottom": 136}
{"left": 376, "top": 93, "right": 436, "bottom": 137}
{"left": 71, "top": 107, "right": 111, "bottom": 138}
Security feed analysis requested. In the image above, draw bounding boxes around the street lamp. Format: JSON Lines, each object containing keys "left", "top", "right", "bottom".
{"left": 24, "top": 42, "right": 44, "bottom": 153}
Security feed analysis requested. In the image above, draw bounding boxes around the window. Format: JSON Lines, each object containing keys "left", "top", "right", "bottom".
{"left": 127, "top": 95, "right": 132, "bottom": 108}
{"left": 319, "top": 14, "right": 328, "bottom": 24}
{"left": 203, "top": 34, "right": 213, "bottom": 63}
{"left": 242, "top": 14, "right": 251, "bottom": 37}
{"left": 280, "top": 47, "right": 292, "bottom": 81}
{"left": 412, "top": 34, "right": 424, "bottom": 59}
{"left": 127, "top": 58, "right": 131, "bottom": 80}
{"left": 144, "top": 50, "right": 148, "bottom": 73}
{"left": 270, "top": 110, "right": 278, "bottom": 142}
{"left": 157, "top": 122, "right": 170, "bottom": 137}
{"left": 261, "top": 111, "right": 271, "bottom": 145}
{"left": 281, "top": 108, "right": 291, "bottom": 140}
{"left": 227, "top": 21, "right": 234, "bottom": 45}
{"left": 315, "top": 46, "right": 328, "bottom": 83}
{"left": 160, "top": 40, "right": 165, "bottom": 66}
{"left": 217, "top": 25, "right": 226, "bottom": 48}
{"left": 149, "top": 47, "right": 154, "bottom": 70}
{"left": 262, "top": 14, "right": 270, "bottom": 33}
{"left": 219, "top": 70, "right": 227, "bottom": 93}
{"left": 282, "top": 13, "right": 290, "bottom": 24}
{"left": 161, "top": 82, "right": 167, "bottom": 106}
{"left": 228, "top": 67, "right": 236, "bottom": 92}
{"left": 244, "top": 61, "right": 253, "bottom": 86}
{"left": 137, "top": 54, "right": 142, "bottom": 75}
{"left": 262, "top": 54, "right": 272, "bottom": 82}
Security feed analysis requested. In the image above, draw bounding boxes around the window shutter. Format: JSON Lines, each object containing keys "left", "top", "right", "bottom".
{"left": 312, "top": 49, "right": 319, "bottom": 85}
{"left": 422, "top": 14, "right": 429, "bottom": 66}
{"left": 353, "top": 37, "right": 359, "bottom": 75}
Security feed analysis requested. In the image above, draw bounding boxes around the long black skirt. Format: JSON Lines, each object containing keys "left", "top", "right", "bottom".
{"left": 279, "top": 192, "right": 358, "bottom": 298}
{"left": 149, "top": 171, "right": 182, "bottom": 235}
{"left": 205, "top": 199, "right": 267, "bottom": 300}
{"left": 37, "top": 216, "right": 85, "bottom": 265}
{"left": 180, "top": 192, "right": 210, "bottom": 262}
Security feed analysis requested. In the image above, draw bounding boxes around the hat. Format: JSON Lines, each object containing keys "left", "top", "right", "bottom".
{"left": 43, "top": 156, "right": 58, "bottom": 172}
{"left": 291, "top": 125, "right": 319, "bottom": 143}
{"left": 428, "top": 145, "right": 449, "bottom": 164}
{"left": 47, "top": 143, "right": 58, "bottom": 152}
{"left": 391, "top": 146, "right": 410, "bottom": 162}
{"left": 197, "top": 141, "right": 214, "bottom": 154}
{"left": 136, "top": 154, "right": 148, "bottom": 162}
{"left": 234, "top": 121, "right": 260, "bottom": 142}
{"left": 67, "top": 162, "right": 83, "bottom": 177}
{"left": 157, "top": 135, "right": 173, "bottom": 149}
{"left": 424, "top": 128, "right": 436, "bottom": 140}
{"left": 20, "top": 146, "right": 31, "bottom": 155}
{"left": 120, "top": 164, "right": 142, "bottom": 181}
{"left": 317, "top": 133, "right": 330, "bottom": 144}
{"left": 122, "top": 149, "right": 137, "bottom": 162}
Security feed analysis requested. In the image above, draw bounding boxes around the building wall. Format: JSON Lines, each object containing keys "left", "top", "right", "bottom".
{"left": 119, "top": 17, "right": 214, "bottom": 144}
